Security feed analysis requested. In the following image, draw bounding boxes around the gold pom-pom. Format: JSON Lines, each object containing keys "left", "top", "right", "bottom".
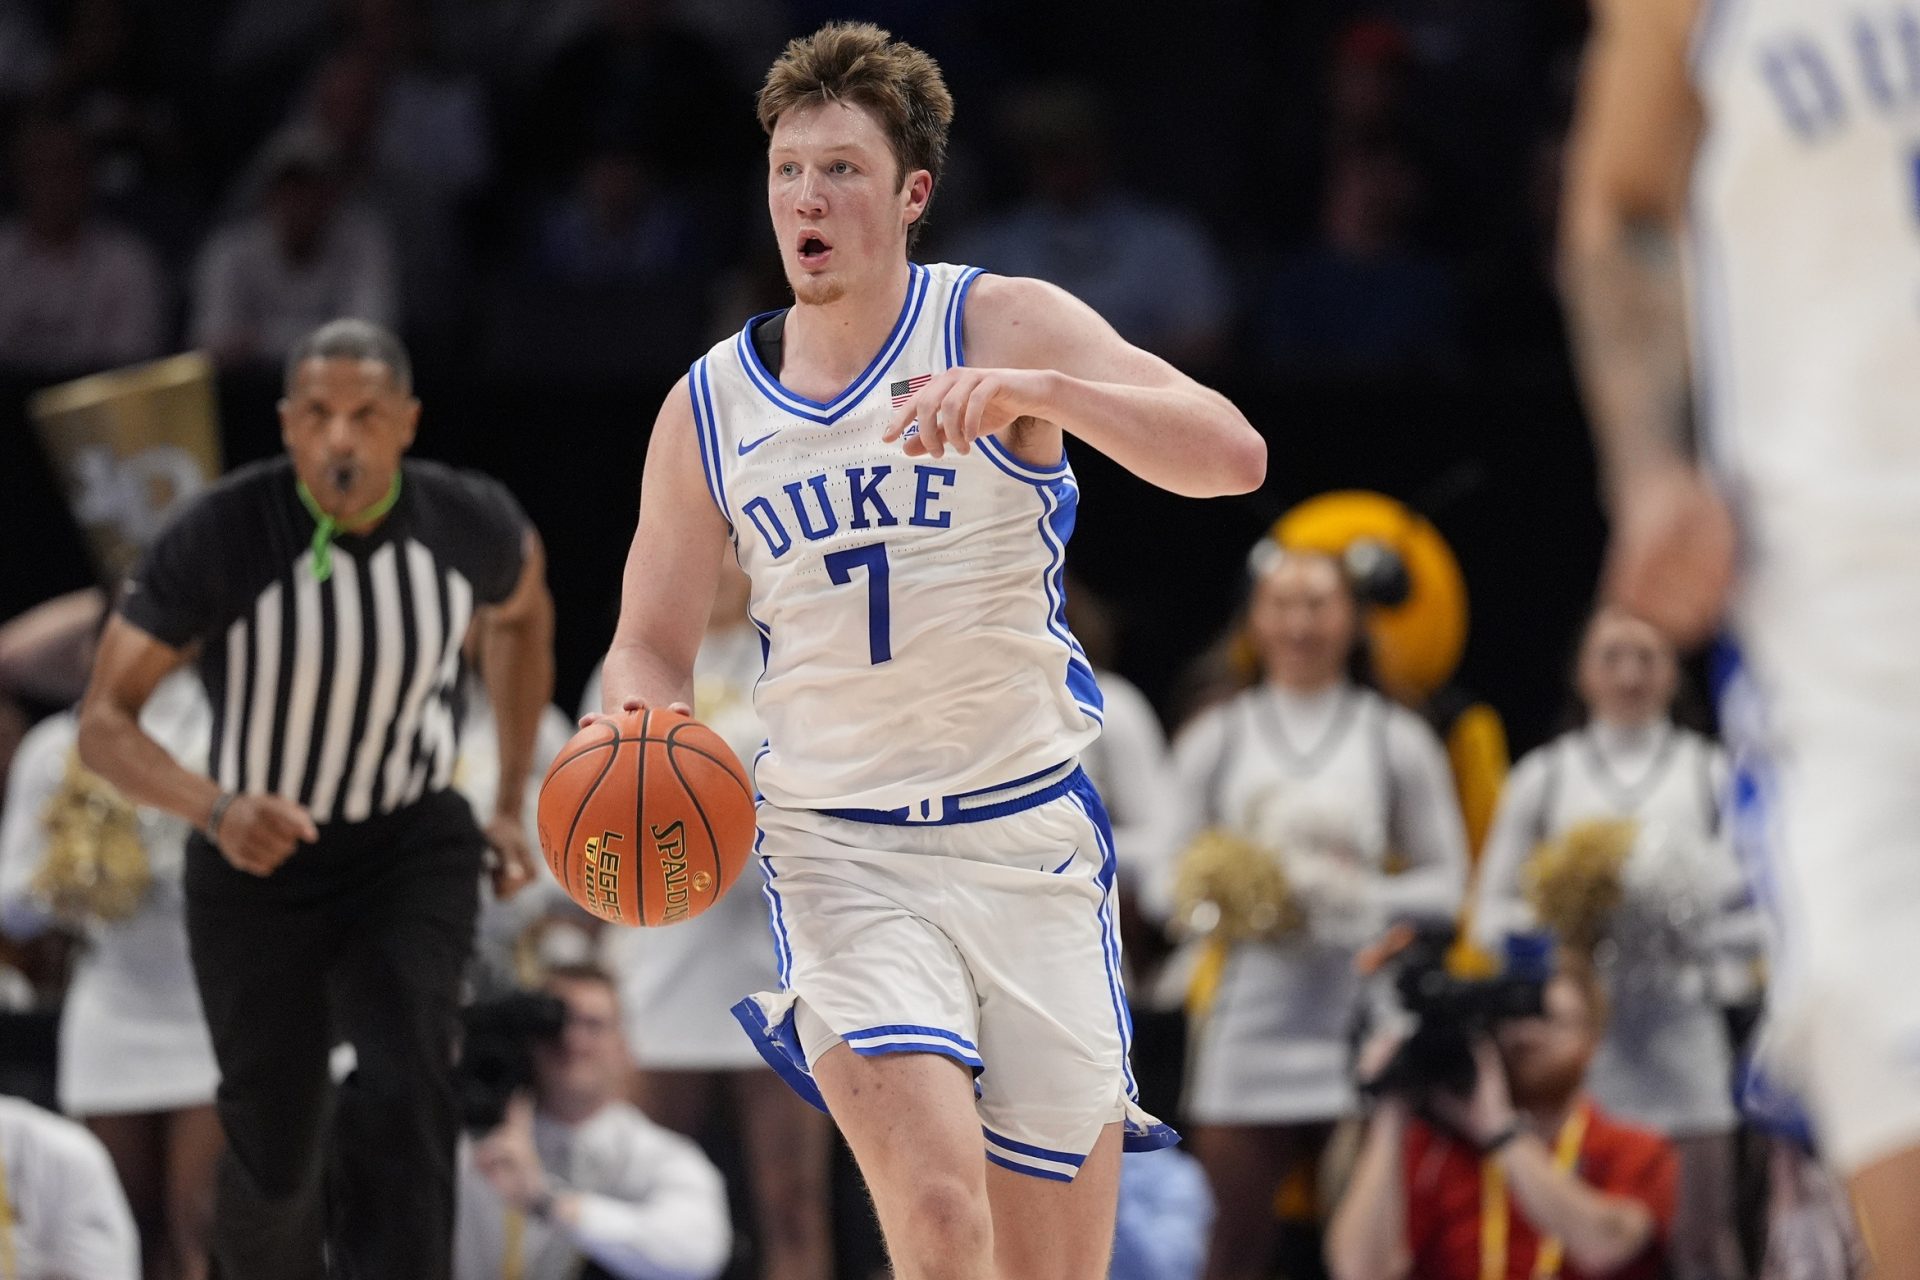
{"left": 32, "top": 749, "right": 152, "bottom": 924}
{"left": 1172, "top": 828, "right": 1302, "bottom": 943}
{"left": 1524, "top": 817, "right": 1636, "bottom": 954}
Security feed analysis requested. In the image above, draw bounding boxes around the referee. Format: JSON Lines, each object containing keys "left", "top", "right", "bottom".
{"left": 77, "top": 319, "right": 555, "bottom": 1279}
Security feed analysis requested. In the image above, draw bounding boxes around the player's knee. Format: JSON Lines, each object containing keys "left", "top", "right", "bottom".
{"left": 897, "top": 1174, "right": 992, "bottom": 1264}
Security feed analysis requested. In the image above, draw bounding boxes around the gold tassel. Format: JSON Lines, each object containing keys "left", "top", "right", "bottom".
{"left": 1171, "top": 828, "right": 1302, "bottom": 945}
{"left": 1523, "top": 818, "right": 1636, "bottom": 956}
{"left": 31, "top": 748, "right": 151, "bottom": 924}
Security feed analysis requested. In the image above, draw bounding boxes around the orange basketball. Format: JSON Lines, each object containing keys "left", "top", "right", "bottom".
{"left": 536, "top": 706, "right": 756, "bottom": 927}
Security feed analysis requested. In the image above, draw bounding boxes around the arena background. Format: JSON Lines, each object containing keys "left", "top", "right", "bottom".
{"left": 0, "top": 0, "right": 1610, "bottom": 754}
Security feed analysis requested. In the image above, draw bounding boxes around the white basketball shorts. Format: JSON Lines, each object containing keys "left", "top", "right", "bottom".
{"left": 1725, "top": 511, "right": 1920, "bottom": 1173}
{"left": 730, "top": 763, "right": 1176, "bottom": 1181}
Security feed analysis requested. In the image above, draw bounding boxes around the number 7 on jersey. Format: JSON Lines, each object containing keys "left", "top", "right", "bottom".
{"left": 825, "top": 543, "right": 892, "bottom": 664}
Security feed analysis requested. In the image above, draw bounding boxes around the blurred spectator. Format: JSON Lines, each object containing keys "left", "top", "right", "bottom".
{"left": 1172, "top": 548, "right": 1469, "bottom": 1279}
{"left": 947, "top": 82, "right": 1230, "bottom": 369}
{"left": 0, "top": 0, "right": 53, "bottom": 103}
{"left": 242, "top": 29, "right": 488, "bottom": 336}
{"left": 1325, "top": 962, "right": 1677, "bottom": 1280}
{"left": 190, "top": 132, "right": 397, "bottom": 366}
{"left": 1327, "top": 18, "right": 1416, "bottom": 152}
{"left": 0, "top": 667, "right": 222, "bottom": 1280}
{"left": 455, "top": 965, "right": 733, "bottom": 1280}
{"left": 0, "top": 1093, "right": 141, "bottom": 1279}
{"left": 1111, "top": 1146, "right": 1215, "bottom": 1280}
{"left": 511, "top": 0, "right": 748, "bottom": 185}
{"left": 1253, "top": 141, "right": 1462, "bottom": 376}
{"left": 0, "top": 114, "right": 165, "bottom": 374}
{"left": 529, "top": 146, "right": 704, "bottom": 285}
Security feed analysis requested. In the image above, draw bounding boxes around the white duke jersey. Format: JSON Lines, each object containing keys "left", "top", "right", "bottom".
{"left": 1689, "top": 0, "right": 1920, "bottom": 510}
{"left": 689, "top": 261, "right": 1103, "bottom": 813}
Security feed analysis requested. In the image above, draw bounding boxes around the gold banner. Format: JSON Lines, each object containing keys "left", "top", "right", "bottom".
{"left": 27, "top": 352, "right": 222, "bottom": 583}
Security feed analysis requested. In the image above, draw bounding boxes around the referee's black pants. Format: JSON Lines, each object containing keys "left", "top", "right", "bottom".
{"left": 185, "top": 789, "right": 482, "bottom": 1280}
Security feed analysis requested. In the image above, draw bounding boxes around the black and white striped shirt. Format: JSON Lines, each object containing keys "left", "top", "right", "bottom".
{"left": 121, "top": 456, "right": 529, "bottom": 826}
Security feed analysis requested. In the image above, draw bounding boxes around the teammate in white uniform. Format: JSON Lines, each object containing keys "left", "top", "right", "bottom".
{"left": 581, "top": 554, "right": 836, "bottom": 1280}
{"left": 0, "top": 669, "right": 221, "bottom": 1280}
{"left": 1472, "top": 608, "right": 1748, "bottom": 1280}
{"left": 594, "top": 23, "right": 1264, "bottom": 1279}
{"left": 1173, "top": 549, "right": 1466, "bottom": 1279}
{"left": 1561, "top": 0, "right": 1920, "bottom": 1269}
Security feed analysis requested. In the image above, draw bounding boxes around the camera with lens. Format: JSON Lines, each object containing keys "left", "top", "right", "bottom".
{"left": 454, "top": 991, "right": 568, "bottom": 1135}
{"left": 1361, "top": 925, "right": 1550, "bottom": 1103}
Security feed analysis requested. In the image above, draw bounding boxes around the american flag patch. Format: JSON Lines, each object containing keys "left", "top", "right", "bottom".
{"left": 889, "top": 374, "right": 933, "bottom": 407}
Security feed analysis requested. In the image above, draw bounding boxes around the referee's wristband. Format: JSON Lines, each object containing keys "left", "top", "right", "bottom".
{"left": 1480, "top": 1120, "right": 1524, "bottom": 1155}
{"left": 205, "top": 791, "right": 236, "bottom": 841}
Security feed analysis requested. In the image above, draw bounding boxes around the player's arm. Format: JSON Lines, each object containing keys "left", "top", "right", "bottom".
{"left": 1560, "top": 0, "right": 1731, "bottom": 645}
{"left": 883, "top": 274, "right": 1266, "bottom": 498}
{"left": 600, "top": 376, "right": 731, "bottom": 716}
{"left": 1559, "top": 0, "right": 1702, "bottom": 492}
{"left": 78, "top": 618, "right": 317, "bottom": 874}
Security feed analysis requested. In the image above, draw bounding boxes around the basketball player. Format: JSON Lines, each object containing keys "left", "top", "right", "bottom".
{"left": 1561, "top": 2, "right": 1920, "bottom": 1273}
{"left": 595, "top": 23, "right": 1265, "bottom": 1280}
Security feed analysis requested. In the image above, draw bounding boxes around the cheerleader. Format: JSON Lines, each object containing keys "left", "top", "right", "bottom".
{"left": 1471, "top": 606, "right": 1750, "bottom": 1280}
{"left": 580, "top": 554, "right": 833, "bottom": 1280}
{"left": 0, "top": 668, "right": 219, "bottom": 1280}
{"left": 1173, "top": 547, "right": 1468, "bottom": 1280}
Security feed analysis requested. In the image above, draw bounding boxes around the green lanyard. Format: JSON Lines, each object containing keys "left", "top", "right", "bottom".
{"left": 295, "top": 472, "right": 402, "bottom": 583}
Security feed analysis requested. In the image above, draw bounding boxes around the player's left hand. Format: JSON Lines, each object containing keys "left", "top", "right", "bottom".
{"left": 485, "top": 810, "right": 537, "bottom": 900}
{"left": 883, "top": 366, "right": 1052, "bottom": 459}
{"left": 472, "top": 1093, "right": 549, "bottom": 1211}
{"left": 1605, "top": 461, "right": 1736, "bottom": 649}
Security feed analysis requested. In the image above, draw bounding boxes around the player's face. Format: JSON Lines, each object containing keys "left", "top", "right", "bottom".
{"left": 534, "top": 979, "right": 628, "bottom": 1108}
{"left": 1577, "top": 609, "right": 1679, "bottom": 728}
{"left": 767, "top": 100, "right": 931, "bottom": 306}
{"left": 279, "top": 357, "right": 419, "bottom": 519}
{"left": 1249, "top": 553, "right": 1359, "bottom": 691}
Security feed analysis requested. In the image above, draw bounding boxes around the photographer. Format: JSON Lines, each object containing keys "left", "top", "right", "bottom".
{"left": 454, "top": 964, "right": 732, "bottom": 1280}
{"left": 1326, "top": 960, "right": 1675, "bottom": 1280}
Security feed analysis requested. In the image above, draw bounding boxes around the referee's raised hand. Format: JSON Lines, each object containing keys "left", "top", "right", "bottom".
{"left": 211, "top": 794, "right": 319, "bottom": 876}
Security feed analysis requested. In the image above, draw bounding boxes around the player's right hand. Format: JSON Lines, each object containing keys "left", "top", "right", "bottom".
{"left": 214, "top": 794, "right": 319, "bottom": 876}
{"left": 577, "top": 698, "right": 693, "bottom": 730}
{"left": 1605, "top": 462, "right": 1736, "bottom": 649}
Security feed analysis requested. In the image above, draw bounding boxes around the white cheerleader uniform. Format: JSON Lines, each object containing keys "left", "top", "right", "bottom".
{"left": 0, "top": 672, "right": 219, "bottom": 1116}
{"left": 1173, "top": 682, "right": 1468, "bottom": 1125}
{"left": 581, "top": 631, "right": 783, "bottom": 1071}
{"left": 1472, "top": 721, "right": 1746, "bottom": 1137}
{"left": 687, "top": 261, "right": 1171, "bottom": 1179}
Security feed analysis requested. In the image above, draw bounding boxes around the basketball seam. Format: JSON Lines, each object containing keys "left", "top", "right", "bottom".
{"left": 633, "top": 708, "right": 651, "bottom": 925}
{"left": 547, "top": 724, "right": 618, "bottom": 774}
{"left": 558, "top": 738, "right": 622, "bottom": 907}
{"left": 667, "top": 742, "right": 728, "bottom": 900}
{"left": 655, "top": 732, "right": 753, "bottom": 804}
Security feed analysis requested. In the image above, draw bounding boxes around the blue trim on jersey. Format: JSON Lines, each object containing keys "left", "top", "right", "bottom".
{"left": 735, "top": 263, "right": 931, "bottom": 424}
{"left": 687, "top": 358, "right": 730, "bottom": 526}
{"left": 944, "top": 265, "right": 986, "bottom": 368}
{"left": 982, "top": 1126, "right": 1087, "bottom": 1167}
{"left": 818, "top": 763, "right": 1084, "bottom": 826}
{"left": 977, "top": 434, "right": 1070, "bottom": 481}
{"left": 1688, "top": 0, "right": 1742, "bottom": 75}
{"left": 1032, "top": 476, "right": 1105, "bottom": 724}
{"left": 986, "top": 1151, "right": 1075, "bottom": 1183}
{"left": 844, "top": 1025, "right": 985, "bottom": 1069}
{"left": 756, "top": 823, "right": 794, "bottom": 986}
{"left": 730, "top": 998, "right": 829, "bottom": 1113}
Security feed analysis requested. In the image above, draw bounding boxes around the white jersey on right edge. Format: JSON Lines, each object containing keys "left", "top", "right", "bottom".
{"left": 1689, "top": 0, "right": 1920, "bottom": 510}
{"left": 689, "top": 261, "right": 1102, "bottom": 814}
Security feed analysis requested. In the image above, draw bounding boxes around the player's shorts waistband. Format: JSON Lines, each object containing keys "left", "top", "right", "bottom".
{"left": 815, "top": 759, "right": 1084, "bottom": 827}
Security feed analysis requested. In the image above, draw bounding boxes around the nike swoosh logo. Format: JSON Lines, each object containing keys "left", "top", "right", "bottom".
{"left": 738, "top": 431, "right": 779, "bottom": 456}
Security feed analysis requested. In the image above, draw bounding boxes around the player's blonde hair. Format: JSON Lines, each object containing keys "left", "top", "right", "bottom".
{"left": 757, "top": 22, "right": 954, "bottom": 251}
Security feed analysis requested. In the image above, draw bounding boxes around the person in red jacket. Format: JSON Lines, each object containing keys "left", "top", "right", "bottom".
{"left": 1326, "top": 958, "right": 1677, "bottom": 1280}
